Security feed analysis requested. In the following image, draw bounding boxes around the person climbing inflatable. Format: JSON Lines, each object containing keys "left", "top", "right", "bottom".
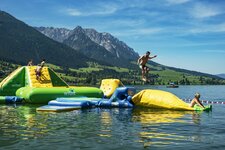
{"left": 189, "top": 93, "right": 205, "bottom": 108}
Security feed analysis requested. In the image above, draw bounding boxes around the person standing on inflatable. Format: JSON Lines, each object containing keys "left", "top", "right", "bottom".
{"left": 27, "top": 59, "right": 33, "bottom": 66}
{"left": 40, "top": 59, "right": 45, "bottom": 67}
{"left": 137, "top": 51, "right": 157, "bottom": 81}
{"left": 35, "top": 59, "right": 46, "bottom": 80}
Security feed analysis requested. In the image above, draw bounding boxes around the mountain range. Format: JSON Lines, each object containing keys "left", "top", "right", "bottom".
{"left": 216, "top": 74, "right": 225, "bottom": 79}
{"left": 36, "top": 26, "right": 139, "bottom": 60}
{"left": 35, "top": 26, "right": 139, "bottom": 68}
{"left": 0, "top": 11, "right": 95, "bottom": 68}
{"left": 0, "top": 11, "right": 137, "bottom": 68}
{"left": 0, "top": 10, "right": 224, "bottom": 83}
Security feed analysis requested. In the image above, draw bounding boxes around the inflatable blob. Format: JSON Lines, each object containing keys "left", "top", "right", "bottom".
{"left": 132, "top": 89, "right": 212, "bottom": 111}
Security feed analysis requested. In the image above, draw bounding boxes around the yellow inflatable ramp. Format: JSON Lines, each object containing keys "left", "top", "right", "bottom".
{"left": 26, "top": 66, "right": 53, "bottom": 88}
{"left": 132, "top": 89, "right": 194, "bottom": 111}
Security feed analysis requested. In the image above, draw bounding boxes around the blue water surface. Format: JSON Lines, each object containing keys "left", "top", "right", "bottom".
{"left": 0, "top": 85, "right": 225, "bottom": 150}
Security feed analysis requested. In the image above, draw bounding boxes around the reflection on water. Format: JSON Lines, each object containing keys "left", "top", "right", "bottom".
{"left": 0, "top": 105, "right": 51, "bottom": 144}
{"left": 99, "top": 111, "right": 112, "bottom": 137}
{"left": 131, "top": 108, "right": 205, "bottom": 147}
{"left": 0, "top": 104, "right": 210, "bottom": 148}
{"left": 132, "top": 108, "right": 192, "bottom": 124}
{"left": 0, "top": 92, "right": 223, "bottom": 150}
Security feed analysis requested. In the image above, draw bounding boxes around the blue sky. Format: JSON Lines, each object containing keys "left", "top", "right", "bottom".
{"left": 1, "top": 0, "right": 225, "bottom": 74}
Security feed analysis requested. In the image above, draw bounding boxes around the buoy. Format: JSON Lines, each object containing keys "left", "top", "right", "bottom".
{"left": 182, "top": 98, "right": 225, "bottom": 105}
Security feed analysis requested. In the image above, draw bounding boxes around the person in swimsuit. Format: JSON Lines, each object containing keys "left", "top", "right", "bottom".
{"left": 40, "top": 59, "right": 45, "bottom": 67}
{"left": 189, "top": 93, "right": 205, "bottom": 108}
{"left": 35, "top": 59, "right": 45, "bottom": 80}
{"left": 27, "top": 59, "right": 33, "bottom": 66}
{"left": 35, "top": 65, "right": 42, "bottom": 80}
{"left": 137, "top": 51, "right": 157, "bottom": 81}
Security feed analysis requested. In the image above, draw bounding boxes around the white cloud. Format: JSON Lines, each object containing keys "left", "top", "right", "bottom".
{"left": 201, "top": 50, "right": 225, "bottom": 53}
{"left": 110, "top": 19, "right": 146, "bottom": 27}
{"left": 190, "top": 3, "right": 223, "bottom": 19}
{"left": 65, "top": 8, "right": 82, "bottom": 16}
{"left": 91, "top": 5, "right": 118, "bottom": 15}
{"left": 113, "top": 28, "right": 163, "bottom": 37}
{"left": 62, "top": 4, "right": 118, "bottom": 16}
{"left": 166, "top": 0, "right": 191, "bottom": 5}
{"left": 189, "top": 23, "right": 225, "bottom": 33}
{"left": 136, "top": 28, "right": 163, "bottom": 35}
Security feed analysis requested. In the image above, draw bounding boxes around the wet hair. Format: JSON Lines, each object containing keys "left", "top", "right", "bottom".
{"left": 146, "top": 51, "right": 150, "bottom": 55}
{"left": 195, "top": 93, "right": 200, "bottom": 99}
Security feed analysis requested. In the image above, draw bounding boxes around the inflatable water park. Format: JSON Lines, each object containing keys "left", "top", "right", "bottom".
{"left": 0, "top": 66, "right": 212, "bottom": 112}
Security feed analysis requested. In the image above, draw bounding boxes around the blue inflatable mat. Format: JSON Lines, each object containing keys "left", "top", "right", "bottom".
{"left": 48, "top": 100, "right": 94, "bottom": 107}
{"left": 37, "top": 87, "right": 136, "bottom": 112}
{"left": 56, "top": 97, "right": 103, "bottom": 105}
{"left": 36, "top": 105, "right": 81, "bottom": 112}
{"left": 97, "top": 101, "right": 134, "bottom": 108}
{"left": 56, "top": 97, "right": 102, "bottom": 102}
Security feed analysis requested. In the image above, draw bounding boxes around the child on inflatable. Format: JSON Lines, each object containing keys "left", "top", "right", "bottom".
{"left": 35, "top": 59, "right": 46, "bottom": 80}
{"left": 27, "top": 59, "right": 33, "bottom": 66}
{"left": 189, "top": 93, "right": 205, "bottom": 108}
{"left": 35, "top": 65, "right": 42, "bottom": 80}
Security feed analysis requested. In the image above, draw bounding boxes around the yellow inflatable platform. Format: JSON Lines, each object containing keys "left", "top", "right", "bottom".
{"left": 100, "top": 79, "right": 122, "bottom": 98}
{"left": 132, "top": 89, "right": 211, "bottom": 111}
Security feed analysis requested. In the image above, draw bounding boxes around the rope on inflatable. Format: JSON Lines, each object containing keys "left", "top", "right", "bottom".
{"left": 182, "top": 99, "right": 225, "bottom": 104}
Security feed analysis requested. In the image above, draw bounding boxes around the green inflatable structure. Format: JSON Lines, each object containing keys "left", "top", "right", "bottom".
{"left": 0, "top": 66, "right": 103, "bottom": 104}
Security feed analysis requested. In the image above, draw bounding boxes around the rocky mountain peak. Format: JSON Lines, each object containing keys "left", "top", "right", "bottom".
{"left": 35, "top": 25, "right": 139, "bottom": 61}
{"left": 84, "top": 28, "right": 139, "bottom": 60}
{"left": 35, "top": 26, "right": 71, "bottom": 42}
{"left": 72, "top": 26, "right": 84, "bottom": 33}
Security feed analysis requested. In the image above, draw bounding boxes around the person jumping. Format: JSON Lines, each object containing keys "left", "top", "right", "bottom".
{"left": 137, "top": 51, "right": 157, "bottom": 82}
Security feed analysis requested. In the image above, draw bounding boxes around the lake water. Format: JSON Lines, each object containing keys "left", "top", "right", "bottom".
{"left": 1, "top": 85, "right": 225, "bottom": 150}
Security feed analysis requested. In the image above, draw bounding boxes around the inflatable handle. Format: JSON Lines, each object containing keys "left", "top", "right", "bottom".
{"left": 5, "top": 96, "right": 24, "bottom": 104}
